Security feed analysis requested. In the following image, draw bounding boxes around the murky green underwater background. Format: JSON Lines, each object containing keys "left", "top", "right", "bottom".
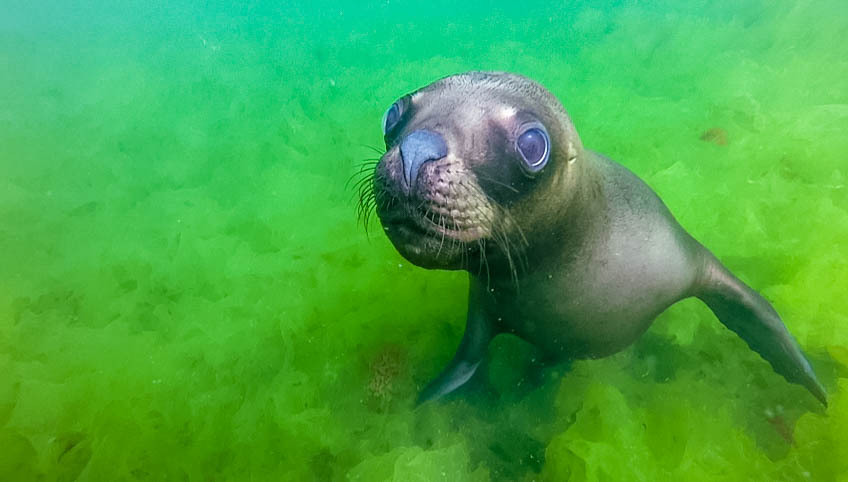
{"left": 2, "top": 0, "right": 847, "bottom": 480}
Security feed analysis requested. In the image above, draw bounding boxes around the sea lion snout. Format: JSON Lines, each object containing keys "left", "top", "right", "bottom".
{"left": 400, "top": 129, "right": 447, "bottom": 189}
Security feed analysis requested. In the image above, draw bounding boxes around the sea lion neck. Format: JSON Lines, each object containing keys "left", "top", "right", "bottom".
{"left": 469, "top": 151, "right": 607, "bottom": 287}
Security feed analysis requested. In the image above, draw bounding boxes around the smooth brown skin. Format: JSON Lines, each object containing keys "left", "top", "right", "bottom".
{"left": 371, "top": 71, "right": 827, "bottom": 405}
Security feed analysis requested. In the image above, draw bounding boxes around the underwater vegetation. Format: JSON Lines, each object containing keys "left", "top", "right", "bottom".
{"left": 1, "top": 0, "right": 846, "bottom": 480}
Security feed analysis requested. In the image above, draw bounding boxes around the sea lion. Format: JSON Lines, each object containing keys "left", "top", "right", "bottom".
{"left": 363, "top": 71, "right": 827, "bottom": 406}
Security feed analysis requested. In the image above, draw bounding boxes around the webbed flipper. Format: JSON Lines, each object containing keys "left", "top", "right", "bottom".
{"left": 417, "top": 285, "right": 496, "bottom": 405}
{"left": 697, "top": 255, "right": 827, "bottom": 405}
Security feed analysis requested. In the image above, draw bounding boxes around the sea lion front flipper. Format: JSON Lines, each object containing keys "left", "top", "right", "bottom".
{"left": 416, "top": 284, "right": 495, "bottom": 405}
{"left": 696, "top": 255, "right": 827, "bottom": 406}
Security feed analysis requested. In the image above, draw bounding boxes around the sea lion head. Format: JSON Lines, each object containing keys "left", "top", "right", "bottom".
{"left": 368, "top": 71, "right": 585, "bottom": 273}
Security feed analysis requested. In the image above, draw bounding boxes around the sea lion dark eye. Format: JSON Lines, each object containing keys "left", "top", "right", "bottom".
{"left": 382, "top": 100, "right": 403, "bottom": 135}
{"left": 517, "top": 126, "right": 550, "bottom": 172}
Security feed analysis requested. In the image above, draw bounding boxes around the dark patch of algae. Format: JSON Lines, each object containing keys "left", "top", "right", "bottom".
{"left": 1, "top": 0, "right": 846, "bottom": 480}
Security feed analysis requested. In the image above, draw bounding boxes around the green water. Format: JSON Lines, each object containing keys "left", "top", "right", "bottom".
{"left": 1, "top": 0, "right": 847, "bottom": 480}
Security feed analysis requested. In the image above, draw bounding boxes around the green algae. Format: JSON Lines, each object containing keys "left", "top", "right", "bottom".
{"left": 1, "top": 0, "right": 847, "bottom": 480}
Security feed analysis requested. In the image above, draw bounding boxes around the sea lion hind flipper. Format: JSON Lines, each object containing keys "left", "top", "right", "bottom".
{"left": 696, "top": 258, "right": 827, "bottom": 406}
{"left": 416, "top": 290, "right": 496, "bottom": 405}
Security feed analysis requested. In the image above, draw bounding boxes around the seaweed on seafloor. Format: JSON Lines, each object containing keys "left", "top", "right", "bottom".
{"left": 699, "top": 127, "right": 728, "bottom": 146}
{"left": 366, "top": 343, "right": 408, "bottom": 412}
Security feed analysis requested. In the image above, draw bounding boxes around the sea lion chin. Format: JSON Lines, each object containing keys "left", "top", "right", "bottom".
{"left": 366, "top": 71, "right": 827, "bottom": 407}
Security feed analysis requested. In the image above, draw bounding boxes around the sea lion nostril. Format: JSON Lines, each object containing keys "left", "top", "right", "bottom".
{"left": 400, "top": 130, "right": 447, "bottom": 188}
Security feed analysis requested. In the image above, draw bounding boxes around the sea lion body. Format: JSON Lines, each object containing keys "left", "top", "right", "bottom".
{"left": 367, "top": 71, "right": 826, "bottom": 405}
{"left": 483, "top": 154, "right": 700, "bottom": 359}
